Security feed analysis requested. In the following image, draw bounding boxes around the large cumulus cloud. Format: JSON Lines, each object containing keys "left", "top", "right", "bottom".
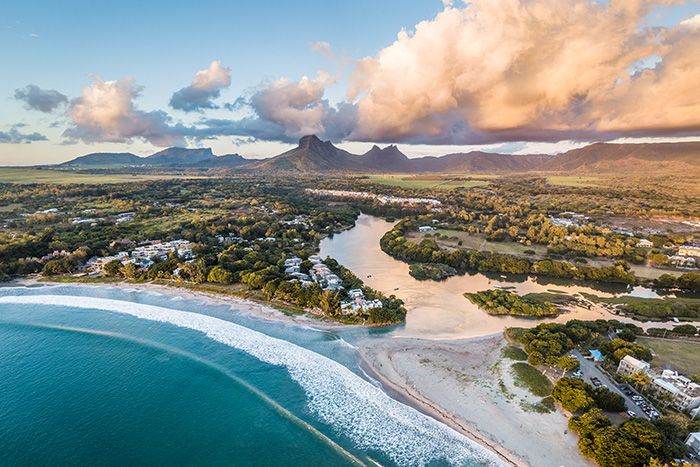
{"left": 347, "top": 0, "right": 700, "bottom": 144}
{"left": 170, "top": 60, "right": 232, "bottom": 112}
{"left": 63, "top": 78, "right": 193, "bottom": 147}
{"left": 14, "top": 85, "right": 68, "bottom": 113}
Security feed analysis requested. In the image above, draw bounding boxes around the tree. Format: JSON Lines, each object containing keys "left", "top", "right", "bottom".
{"left": 207, "top": 266, "right": 234, "bottom": 284}
{"left": 590, "top": 387, "right": 626, "bottom": 412}
{"left": 103, "top": 259, "right": 123, "bottom": 277}
{"left": 557, "top": 355, "right": 580, "bottom": 372}
{"left": 626, "top": 371, "right": 651, "bottom": 391}
{"left": 552, "top": 377, "right": 596, "bottom": 413}
{"left": 122, "top": 262, "right": 139, "bottom": 280}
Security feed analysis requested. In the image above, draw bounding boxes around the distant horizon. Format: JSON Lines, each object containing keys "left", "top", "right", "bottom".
{"left": 5, "top": 134, "right": 699, "bottom": 168}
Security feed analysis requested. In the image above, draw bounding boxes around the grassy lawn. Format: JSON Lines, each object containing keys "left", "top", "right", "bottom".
{"left": 502, "top": 345, "right": 528, "bottom": 361}
{"left": 410, "top": 229, "right": 548, "bottom": 256}
{"left": 365, "top": 174, "right": 496, "bottom": 190}
{"left": 637, "top": 337, "right": 700, "bottom": 375}
{"left": 546, "top": 175, "right": 602, "bottom": 187}
{"left": 511, "top": 362, "right": 553, "bottom": 397}
{"left": 0, "top": 168, "right": 210, "bottom": 184}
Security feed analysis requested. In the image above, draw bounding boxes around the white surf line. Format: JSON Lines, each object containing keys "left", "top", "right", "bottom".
{"left": 0, "top": 295, "right": 505, "bottom": 467}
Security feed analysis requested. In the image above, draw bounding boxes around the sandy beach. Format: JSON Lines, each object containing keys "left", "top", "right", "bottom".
{"left": 359, "top": 334, "right": 592, "bottom": 467}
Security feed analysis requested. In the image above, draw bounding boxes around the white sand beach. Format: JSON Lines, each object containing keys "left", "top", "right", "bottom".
{"left": 358, "top": 334, "right": 592, "bottom": 467}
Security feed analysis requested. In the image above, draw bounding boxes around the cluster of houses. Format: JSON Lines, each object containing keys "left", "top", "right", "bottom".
{"left": 668, "top": 244, "right": 700, "bottom": 268}
{"left": 617, "top": 355, "right": 700, "bottom": 413}
{"left": 549, "top": 211, "right": 590, "bottom": 227}
{"left": 284, "top": 255, "right": 343, "bottom": 291}
{"left": 85, "top": 239, "right": 195, "bottom": 274}
{"left": 306, "top": 189, "right": 442, "bottom": 207}
{"left": 340, "top": 289, "right": 383, "bottom": 315}
{"left": 283, "top": 255, "right": 383, "bottom": 315}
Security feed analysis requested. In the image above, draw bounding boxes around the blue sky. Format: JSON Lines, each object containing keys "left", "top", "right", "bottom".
{"left": 2, "top": 0, "right": 700, "bottom": 165}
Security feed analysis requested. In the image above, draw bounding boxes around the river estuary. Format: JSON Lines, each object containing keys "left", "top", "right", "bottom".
{"left": 320, "top": 213, "right": 675, "bottom": 339}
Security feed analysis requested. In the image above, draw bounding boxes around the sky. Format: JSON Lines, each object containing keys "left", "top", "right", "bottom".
{"left": 2, "top": 0, "right": 700, "bottom": 165}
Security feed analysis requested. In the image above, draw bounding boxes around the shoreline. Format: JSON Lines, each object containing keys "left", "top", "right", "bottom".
{"left": 357, "top": 336, "right": 525, "bottom": 467}
{"left": 4, "top": 278, "right": 528, "bottom": 466}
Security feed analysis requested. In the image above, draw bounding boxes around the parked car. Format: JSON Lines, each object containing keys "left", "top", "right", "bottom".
{"left": 627, "top": 411, "right": 637, "bottom": 417}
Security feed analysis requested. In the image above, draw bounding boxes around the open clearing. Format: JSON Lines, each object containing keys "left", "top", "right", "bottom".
{"left": 365, "top": 174, "right": 497, "bottom": 190}
{"left": 410, "top": 229, "right": 681, "bottom": 280}
{"left": 0, "top": 168, "right": 209, "bottom": 184}
{"left": 637, "top": 337, "right": 700, "bottom": 375}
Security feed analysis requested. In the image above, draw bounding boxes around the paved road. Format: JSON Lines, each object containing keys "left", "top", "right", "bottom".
{"left": 571, "top": 350, "right": 650, "bottom": 419}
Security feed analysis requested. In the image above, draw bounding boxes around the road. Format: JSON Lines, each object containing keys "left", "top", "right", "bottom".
{"left": 571, "top": 349, "right": 650, "bottom": 419}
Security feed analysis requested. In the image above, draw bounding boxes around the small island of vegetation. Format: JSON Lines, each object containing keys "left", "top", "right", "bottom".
{"left": 464, "top": 289, "right": 562, "bottom": 317}
{"left": 408, "top": 262, "right": 457, "bottom": 280}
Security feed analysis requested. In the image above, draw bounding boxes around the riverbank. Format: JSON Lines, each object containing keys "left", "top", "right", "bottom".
{"left": 358, "top": 334, "right": 591, "bottom": 467}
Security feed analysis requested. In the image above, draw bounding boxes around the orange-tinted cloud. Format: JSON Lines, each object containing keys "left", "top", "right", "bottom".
{"left": 348, "top": 0, "right": 700, "bottom": 144}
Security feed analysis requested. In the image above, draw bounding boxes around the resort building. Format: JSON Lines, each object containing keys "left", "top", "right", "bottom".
{"left": 649, "top": 371, "right": 700, "bottom": 412}
{"left": 309, "top": 263, "right": 343, "bottom": 291}
{"left": 340, "top": 289, "right": 383, "bottom": 315}
{"left": 686, "top": 432, "right": 700, "bottom": 459}
{"left": 679, "top": 245, "right": 700, "bottom": 258}
{"left": 635, "top": 239, "right": 654, "bottom": 248}
{"left": 617, "top": 355, "right": 651, "bottom": 377}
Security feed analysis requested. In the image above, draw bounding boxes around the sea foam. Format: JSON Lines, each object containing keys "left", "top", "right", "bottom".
{"left": 0, "top": 294, "right": 504, "bottom": 467}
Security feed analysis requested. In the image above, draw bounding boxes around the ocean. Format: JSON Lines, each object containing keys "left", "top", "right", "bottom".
{"left": 0, "top": 285, "right": 502, "bottom": 467}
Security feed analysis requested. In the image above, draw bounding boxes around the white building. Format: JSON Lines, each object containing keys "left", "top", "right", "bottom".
{"left": 617, "top": 355, "right": 651, "bottom": 377}
{"left": 635, "top": 239, "right": 654, "bottom": 248}
{"left": 686, "top": 432, "right": 700, "bottom": 458}
{"left": 679, "top": 245, "right": 700, "bottom": 258}
{"left": 650, "top": 371, "right": 700, "bottom": 412}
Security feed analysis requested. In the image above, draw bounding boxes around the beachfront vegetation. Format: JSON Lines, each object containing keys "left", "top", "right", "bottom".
{"left": 464, "top": 289, "right": 560, "bottom": 317}
{"left": 510, "top": 362, "right": 552, "bottom": 397}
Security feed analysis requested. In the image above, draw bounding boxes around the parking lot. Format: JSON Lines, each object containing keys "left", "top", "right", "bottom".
{"left": 571, "top": 350, "right": 659, "bottom": 419}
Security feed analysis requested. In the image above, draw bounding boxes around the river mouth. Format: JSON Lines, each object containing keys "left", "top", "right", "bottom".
{"left": 319, "top": 214, "right": 678, "bottom": 339}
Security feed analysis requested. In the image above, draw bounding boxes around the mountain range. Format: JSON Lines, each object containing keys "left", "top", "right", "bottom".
{"left": 59, "top": 135, "right": 700, "bottom": 175}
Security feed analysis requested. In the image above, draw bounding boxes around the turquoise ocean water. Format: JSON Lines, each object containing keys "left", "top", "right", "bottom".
{"left": 0, "top": 285, "right": 501, "bottom": 467}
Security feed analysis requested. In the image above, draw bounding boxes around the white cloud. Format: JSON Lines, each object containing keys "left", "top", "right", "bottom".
{"left": 64, "top": 77, "right": 189, "bottom": 146}
{"left": 170, "top": 60, "right": 232, "bottom": 112}
{"left": 347, "top": 0, "right": 700, "bottom": 144}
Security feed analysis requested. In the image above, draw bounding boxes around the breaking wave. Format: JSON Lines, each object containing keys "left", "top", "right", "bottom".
{"left": 0, "top": 294, "right": 504, "bottom": 467}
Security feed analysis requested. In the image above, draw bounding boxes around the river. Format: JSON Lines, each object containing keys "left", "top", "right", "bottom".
{"left": 320, "top": 214, "right": 674, "bottom": 339}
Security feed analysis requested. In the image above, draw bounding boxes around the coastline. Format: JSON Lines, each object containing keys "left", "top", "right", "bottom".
{"left": 356, "top": 337, "right": 525, "bottom": 467}
{"left": 358, "top": 335, "right": 592, "bottom": 467}
{"left": 5, "top": 278, "right": 533, "bottom": 466}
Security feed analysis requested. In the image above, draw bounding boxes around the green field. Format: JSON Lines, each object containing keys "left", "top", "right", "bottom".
{"left": 366, "top": 174, "right": 497, "bottom": 190}
{"left": 546, "top": 175, "right": 602, "bottom": 187}
{"left": 637, "top": 337, "right": 700, "bottom": 375}
{"left": 0, "top": 168, "right": 209, "bottom": 184}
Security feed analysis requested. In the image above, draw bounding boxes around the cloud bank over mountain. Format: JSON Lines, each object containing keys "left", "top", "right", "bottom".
{"left": 347, "top": 0, "right": 700, "bottom": 144}
{"left": 15, "top": 0, "right": 700, "bottom": 150}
